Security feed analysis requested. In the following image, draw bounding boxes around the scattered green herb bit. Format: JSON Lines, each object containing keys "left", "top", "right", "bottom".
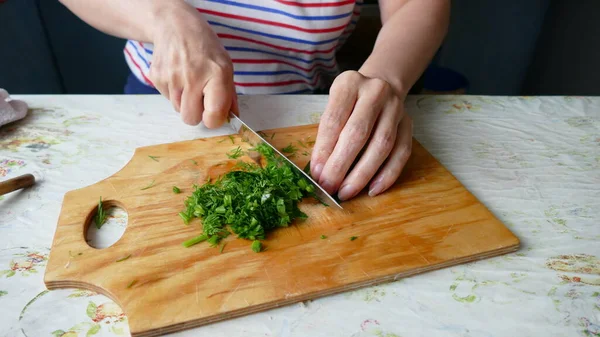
{"left": 148, "top": 155, "right": 160, "bottom": 162}
{"left": 127, "top": 280, "right": 137, "bottom": 288}
{"left": 306, "top": 136, "right": 315, "bottom": 146}
{"left": 350, "top": 236, "right": 358, "bottom": 241}
{"left": 140, "top": 180, "right": 155, "bottom": 190}
{"left": 257, "top": 131, "right": 268, "bottom": 138}
{"left": 94, "top": 197, "right": 107, "bottom": 229}
{"left": 179, "top": 142, "right": 320, "bottom": 247}
{"left": 302, "top": 151, "right": 310, "bottom": 157}
{"left": 116, "top": 254, "right": 131, "bottom": 262}
{"left": 297, "top": 140, "right": 307, "bottom": 148}
{"left": 182, "top": 234, "right": 209, "bottom": 248}
{"left": 173, "top": 186, "right": 181, "bottom": 194}
{"left": 228, "top": 135, "right": 235, "bottom": 144}
{"left": 218, "top": 138, "right": 227, "bottom": 143}
{"left": 270, "top": 133, "right": 276, "bottom": 140}
{"left": 190, "top": 159, "right": 198, "bottom": 165}
{"left": 227, "top": 146, "right": 244, "bottom": 159}
{"left": 320, "top": 235, "right": 327, "bottom": 239}
{"left": 251, "top": 240, "right": 262, "bottom": 253}
{"left": 219, "top": 243, "right": 226, "bottom": 253}
{"left": 281, "top": 144, "right": 298, "bottom": 155}
{"left": 69, "top": 251, "right": 83, "bottom": 258}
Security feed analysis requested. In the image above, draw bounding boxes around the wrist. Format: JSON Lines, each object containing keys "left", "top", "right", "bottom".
{"left": 148, "top": 1, "right": 199, "bottom": 41}
{"left": 359, "top": 63, "right": 409, "bottom": 100}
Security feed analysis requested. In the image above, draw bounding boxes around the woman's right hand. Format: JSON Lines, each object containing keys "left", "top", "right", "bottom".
{"left": 149, "top": 2, "right": 236, "bottom": 128}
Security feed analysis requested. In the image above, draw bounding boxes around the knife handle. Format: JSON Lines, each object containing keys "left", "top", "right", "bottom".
{"left": 0, "top": 174, "right": 35, "bottom": 196}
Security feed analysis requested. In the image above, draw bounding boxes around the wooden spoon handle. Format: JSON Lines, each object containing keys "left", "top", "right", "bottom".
{"left": 0, "top": 174, "right": 35, "bottom": 196}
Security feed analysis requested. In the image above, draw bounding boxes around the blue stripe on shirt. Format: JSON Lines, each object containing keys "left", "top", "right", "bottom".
{"left": 234, "top": 69, "right": 335, "bottom": 80}
{"left": 225, "top": 46, "right": 335, "bottom": 64}
{"left": 127, "top": 41, "right": 150, "bottom": 68}
{"left": 206, "top": 0, "right": 352, "bottom": 20}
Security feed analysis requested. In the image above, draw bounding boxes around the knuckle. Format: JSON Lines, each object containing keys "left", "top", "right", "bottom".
{"left": 346, "top": 122, "right": 370, "bottom": 142}
{"left": 372, "top": 131, "right": 395, "bottom": 153}
{"left": 368, "top": 78, "right": 391, "bottom": 96}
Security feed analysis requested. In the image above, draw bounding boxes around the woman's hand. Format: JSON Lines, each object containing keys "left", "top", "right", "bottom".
{"left": 310, "top": 70, "right": 413, "bottom": 201}
{"left": 150, "top": 2, "right": 236, "bottom": 127}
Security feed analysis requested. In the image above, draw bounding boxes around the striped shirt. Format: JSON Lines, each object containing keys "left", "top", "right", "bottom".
{"left": 123, "top": 0, "right": 363, "bottom": 95}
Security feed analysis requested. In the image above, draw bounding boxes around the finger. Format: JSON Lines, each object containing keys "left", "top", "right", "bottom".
{"left": 337, "top": 98, "right": 402, "bottom": 201}
{"left": 202, "top": 73, "right": 234, "bottom": 129}
{"left": 180, "top": 87, "right": 204, "bottom": 125}
{"left": 310, "top": 76, "right": 359, "bottom": 181}
{"left": 368, "top": 114, "right": 413, "bottom": 197}
{"left": 230, "top": 87, "right": 240, "bottom": 116}
{"left": 317, "top": 82, "right": 388, "bottom": 194}
{"left": 169, "top": 86, "right": 183, "bottom": 113}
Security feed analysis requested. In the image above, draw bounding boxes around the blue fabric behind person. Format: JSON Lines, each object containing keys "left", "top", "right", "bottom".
{"left": 124, "top": 73, "right": 160, "bottom": 94}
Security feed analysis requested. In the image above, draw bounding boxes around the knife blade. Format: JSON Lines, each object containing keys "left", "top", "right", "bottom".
{"left": 227, "top": 112, "right": 342, "bottom": 209}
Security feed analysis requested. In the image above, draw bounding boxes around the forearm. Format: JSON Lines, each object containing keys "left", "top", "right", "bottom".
{"left": 59, "top": 0, "right": 195, "bottom": 42}
{"left": 359, "top": 0, "right": 450, "bottom": 97}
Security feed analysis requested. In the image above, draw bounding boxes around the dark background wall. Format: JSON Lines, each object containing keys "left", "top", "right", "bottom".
{"left": 1, "top": 0, "right": 598, "bottom": 96}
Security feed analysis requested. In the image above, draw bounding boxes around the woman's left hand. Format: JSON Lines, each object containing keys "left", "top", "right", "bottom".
{"left": 310, "top": 70, "right": 413, "bottom": 201}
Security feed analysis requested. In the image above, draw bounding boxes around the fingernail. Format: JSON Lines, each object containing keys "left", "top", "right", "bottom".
{"left": 368, "top": 177, "right": 384, "bottom": 197}
{"left": 312, "top": 163, "right": 323, "bottom": 180}
{"left": 338, "top": 184, "right": 355, "bottom": 201}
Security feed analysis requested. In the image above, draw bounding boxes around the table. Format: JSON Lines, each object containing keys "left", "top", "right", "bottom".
{"left": 1, "top": 94, "right": 598, "bottom": 337}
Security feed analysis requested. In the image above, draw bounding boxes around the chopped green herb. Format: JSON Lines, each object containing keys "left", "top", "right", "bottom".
{"left": 320, "top": 235, "right": 327, "bottom": 239}
{"left": 94, "top": 197, "right": 107, "bottom": 229}
{"left": 140, "top": 180, "right": 155, "bottom": 190}
{"left": 182, "top": 234, "right": 209, "bottom": 247}
{"left": 190, "top": 159, "right": 198, "bottom": 165}
{"left": 116, "top": 254, "right": 131, "bottom": 262}
{"left": 219, "top": 243, "right": 226, "bottom": 253}
{"left": 350, "top": 236, "right": 358, "bottom": 241}
{"left": 251, "top": 240, "right": 262, "bottom": 253}
{"left": 179, "top": 142, "right": 321, "bottom": 249}
{"left": 229, "top": 135, "right": 235, "bottom": 144}
{"left": 173, "top": 186, "right": 181, "bottom": 194}
{"left": 270, "top": 133, "right": 276, "bottom": 140}
{"left": 227, "top": 146, "right": 244, "bottom": 159}
{"left": 302, "top": 151, "right": 310, "bottom": 157}
{"left": 218, "top": 138, "right": 227, "bottom": 143}
{"left": 127, "top": 280, "right": 137, "bottom": 288}
{"left": 148, "top": 155, "right": 160, "bottom": 162}
{"left": 297, "top": 140, "right": 307, "bottom": 148}
{"left": 257, "top": 131, "right": 268, "bottom": 138}
{"left": 281, "top": 144, "right": 298, "bottom": 155}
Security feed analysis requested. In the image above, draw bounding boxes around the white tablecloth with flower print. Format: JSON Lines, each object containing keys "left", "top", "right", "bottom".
{"left": 1, "top": 94, "right": 599, "bottom": 337}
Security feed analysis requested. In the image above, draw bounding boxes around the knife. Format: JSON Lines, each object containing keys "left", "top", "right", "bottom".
{"left": 227, "top": 112, "right": 342, "bottom": 209}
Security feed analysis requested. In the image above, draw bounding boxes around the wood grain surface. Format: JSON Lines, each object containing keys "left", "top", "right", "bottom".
{"left": 44, "top": 124, "right": 519, "bottom": 337}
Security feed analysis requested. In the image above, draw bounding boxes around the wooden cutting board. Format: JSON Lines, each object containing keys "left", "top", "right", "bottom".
{"left": 44, "top": 124, "right": 519, "bottom": 337}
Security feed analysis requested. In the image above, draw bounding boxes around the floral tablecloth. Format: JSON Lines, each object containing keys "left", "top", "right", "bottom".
{"left": 0, "top": 94, "right": 598, "bottom": 337}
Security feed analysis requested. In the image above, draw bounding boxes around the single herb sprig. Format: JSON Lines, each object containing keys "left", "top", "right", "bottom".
{"left": 95, "top": 197, "right": 107, "bottom": 229}
{"left": 227, "top": 146, "right": 244, "bottom": 159}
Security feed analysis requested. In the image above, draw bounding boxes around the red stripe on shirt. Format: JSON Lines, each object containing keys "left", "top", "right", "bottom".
{"left": 218, "top": 34, "right": 337, "bottom": 55}
{"left": 124, "top": 47, "right": 153, "bottom": 85}
{"left": 235, "top": 73, "right": 321, "bottom": 87}
{"left": 275, "top": 0, "right": 355, "bottom": 7}
{"left": 197, "top": 8, "right": 347, "bottom": 33}
{"left": 232, "top": 58, "right": 335, "bottom": 72}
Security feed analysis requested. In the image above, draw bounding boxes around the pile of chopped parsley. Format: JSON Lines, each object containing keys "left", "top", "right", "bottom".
{"left": 179, "top": 142, "right": 319, "bottom": 251}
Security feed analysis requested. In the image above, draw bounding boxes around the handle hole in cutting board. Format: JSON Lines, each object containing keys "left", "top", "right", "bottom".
{"left": 85, "top": 200, "right": 128, "bottom": 249}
